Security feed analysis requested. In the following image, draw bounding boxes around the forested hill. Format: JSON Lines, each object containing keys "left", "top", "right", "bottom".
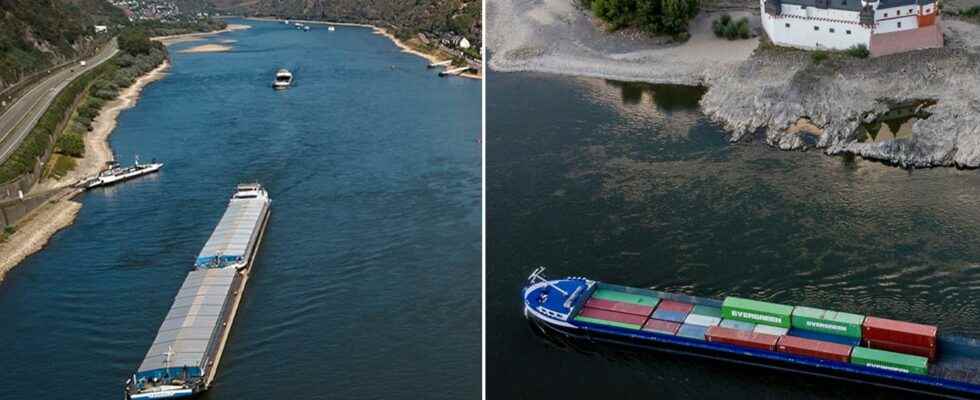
{"left": 211, "top": 0, "right": 482, "bottom": 48}
{"left": 0, "top": 0, "right": 127, "bottom": 91}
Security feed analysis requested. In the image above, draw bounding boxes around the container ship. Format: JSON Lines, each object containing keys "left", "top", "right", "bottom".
{"left": 522, "top": 267, "right": 980, "bottom": 399}
{"left": 124, "top": 184, "right": 271, "bottom": 399}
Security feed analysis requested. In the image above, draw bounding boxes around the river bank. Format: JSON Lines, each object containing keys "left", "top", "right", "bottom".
{"left": 246, "top": 17, "right": 482, "bottom": 80}
{"left": 152, "top": 23, "right": 252, "bottom": 45}
{"left": 488, "top": 0, "right": 980, "bottom": 168}
{"left": 0, "top": 60, "right": 170, "bottom": 281}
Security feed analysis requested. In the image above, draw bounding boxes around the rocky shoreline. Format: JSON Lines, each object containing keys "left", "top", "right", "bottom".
{"left": 488, "top": 0, "right": 980, "bottom": 168}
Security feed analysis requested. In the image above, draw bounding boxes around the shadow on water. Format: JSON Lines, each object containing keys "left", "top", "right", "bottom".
{"left": 603, "top": 80, "right": 706, "bottom": 110}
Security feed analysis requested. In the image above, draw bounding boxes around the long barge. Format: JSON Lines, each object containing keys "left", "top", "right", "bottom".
{"left": 522, "top": 268, "right": 980, "bottom": 399}
{"left": 124, "top": 184, "right": 271, "bottom": 399}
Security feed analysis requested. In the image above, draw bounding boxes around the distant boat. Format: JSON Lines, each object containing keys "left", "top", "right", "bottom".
{"left": 303, "top": 25, "right": 310, "bottom": 31}
{"left": 283, "top": 20, "right": 290, "bottom": 24}
{"left": 273, "top": 69, "right": 293, "bottom": 90}
{"left": 328, "top": 26, "right": 336, "bottom": 31}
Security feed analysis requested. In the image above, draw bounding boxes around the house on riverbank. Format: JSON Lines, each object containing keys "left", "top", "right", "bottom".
{"left": 760, "top": 0, "right": 943, "bottom": 56}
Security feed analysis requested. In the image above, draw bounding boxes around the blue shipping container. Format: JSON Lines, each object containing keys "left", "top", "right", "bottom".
{"left": 677, "top": 323, "right": 709, "bottom": 340}
{"left": 652, "top": 309, "right": 689, "bottom": 323}
{"left": 719, "top": 319, "right": 756, "bottom": 331}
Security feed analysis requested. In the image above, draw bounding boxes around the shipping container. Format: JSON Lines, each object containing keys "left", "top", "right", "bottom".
{"left": 788, "top": 328, "right": 861, "bottom": 347}
{"left": 719, "top": 319, "right": 756, "bottom": 331}
{"left": 576, "top": 307, "right": 647, "bottom": 329}
{"left": 850, "top": 346, "right": 929, "bottom": 375}
{"left": 585, "top": 298, "right": 655, "bottom": 317}
{"left": 863, "top": 316, "right": 937, "bottom": 348}
{"left": 677, "top": 323, "right": 709, "bottom": 340}
{"left": 691, "top": 305, "right": 722, "bottom": 318}
{"left": 591, "top": 288, "right": 660, "bottom": 307}
{"left": 706, "top": 326, "right": 780, "bottom": 351}
{"left": 657, "top": 300, "right": 694, "bottom": 313}
{"left": 865, "top": 338, "right": 937, "bottom": 361}
{"left": 651, "top": 309, "right": 689, "bottom": 323}
{"left": 643, "top": 319, "right": 681, "bottom": 335}
{"left": 754, "top": 325, "right": 789, "bottom": 336}
{"left": 792, "top": 306, "right": 864, "bottom": 339}
{"left": 684, "top": 313, "right": 721, "bottom": 327}
{"left": 722, "top": 297, "right": 793, "bottom": 328}
{"left": 776, "top": 335, "right": 852, "bottom": 363}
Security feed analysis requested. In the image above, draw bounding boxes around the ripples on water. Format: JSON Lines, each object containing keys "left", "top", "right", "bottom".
{"left": 488, "top": 71, "right": 980, "bottom": 399}
{"left": 0, "top": 19, "right": 480, "bottom": 399}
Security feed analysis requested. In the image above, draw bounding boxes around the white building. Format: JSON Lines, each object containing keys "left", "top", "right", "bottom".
{"left": 760, "top": 0, "right": 943, "bottom": 56}
{"left": 458, "top": 37, "right": 472, "bottom": 49}
{"left": 93, "top": 25, "right": 108, "bottom": 34}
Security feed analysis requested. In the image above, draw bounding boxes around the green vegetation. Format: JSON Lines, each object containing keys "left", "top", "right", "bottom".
{"left": 583, "top": 0, "right": 699, "bottom": 34}
{"left": 846, "top": 44, "right": 870, "bottom": 58}
{"left": 956, "top": 5, "right": 980, "bottom": 22}
{"left": 811, "top": 50, "right": 829, "bottom": 63}
{"left": 46, "top": 154, "right": 77, "bottom": 179}
{"left": 1, "top": 225, "right": 14, "bottom": 242}
{"left": 712, "top": 14, "right": 751, "bottom": 40}
{"left": 0, "top": 27, "right": 167, "bottom": 184}
{"left": 131, "top": 19, "right": 228, "bottom": 37}
{"left": 55, "top": 133, "right": 85, "bottom": 158}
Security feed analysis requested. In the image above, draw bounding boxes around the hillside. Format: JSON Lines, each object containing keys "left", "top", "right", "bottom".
{"left": 0, "top": 0, "right": 127, "bottom": 91}
{"left": 212, "top": 0, "right": 482, "bottom": 49}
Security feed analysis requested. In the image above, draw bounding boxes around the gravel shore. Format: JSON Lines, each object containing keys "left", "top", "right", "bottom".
{"left": 488, "top": 0, "right": 980, "bottom": 167}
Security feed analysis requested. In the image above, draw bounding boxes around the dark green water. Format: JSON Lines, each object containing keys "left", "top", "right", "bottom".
{"left": 487, "top": 71, "right": 980, "bottom": 399}
{"left": 0, "top": 19, "right": 481, "bottom": 399}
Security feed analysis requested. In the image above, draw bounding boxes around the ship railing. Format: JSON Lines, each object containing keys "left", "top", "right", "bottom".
{"left": 527, "top": 267, "right": 568, "bottom": 296}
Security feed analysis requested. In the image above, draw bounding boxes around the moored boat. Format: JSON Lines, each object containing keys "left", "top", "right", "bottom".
{"left": 124, "top": 184, "right": 271, "bottom": 399}
{"left": 522, "top": 267, "right": 980, "bottom": 399}
{"left": 80, "top": 157, "right": 163, "bottom": 189}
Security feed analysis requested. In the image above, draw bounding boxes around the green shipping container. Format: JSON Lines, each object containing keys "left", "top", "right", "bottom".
{"left": 791, "top": 306, "right": 865, "bottom": 338}
{"left": 591, "top": 289, "right": 660, "bottom": 307}
{"left": 722, "top": 297, "right": 793, "bottom": 328}
{"left": 851, "top": 347, "right": 928, "bottom": 375}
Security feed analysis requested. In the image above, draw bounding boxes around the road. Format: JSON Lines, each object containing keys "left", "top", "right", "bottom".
{"left": 0, "top": 40, "right": 119, "bottom": 166}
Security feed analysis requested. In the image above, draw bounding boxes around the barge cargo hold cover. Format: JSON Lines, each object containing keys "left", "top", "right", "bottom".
{"left": 125, "top": 184, "right": 270, "bottom": 399}
{"left": 522, "top": 268, "right": 980, "bottom": 399}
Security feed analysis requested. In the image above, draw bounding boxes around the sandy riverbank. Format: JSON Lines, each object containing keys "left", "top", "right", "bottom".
{"left": 0, "top": 60, "right": 171, "bottom": 282}
{"left": 489, "top": 0, "right": 980, "bottom": 168}
{"left": 245, "top": 17, "right": 481, "bottom": 80}
{"left": 153, "top": 23, "right": 251, "bottom": 45}
{"left": 180, "top": 43, "right": 233, "bottom": 53}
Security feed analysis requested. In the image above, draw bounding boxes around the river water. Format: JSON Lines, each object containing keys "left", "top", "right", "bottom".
{"left": 487, "top": 71, "right": 980, "bottom": 399}
{"left": 0, "top": 19, "right": 481, "bottom": 399}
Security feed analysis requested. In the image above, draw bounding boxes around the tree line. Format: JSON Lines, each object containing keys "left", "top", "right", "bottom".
{"left": 581, "top": 0, "right": 700, "bottom": 35}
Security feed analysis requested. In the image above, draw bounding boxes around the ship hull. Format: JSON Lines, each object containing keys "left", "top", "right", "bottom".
{"left": 525, "top": 307, "right": 980, "bottom": 400}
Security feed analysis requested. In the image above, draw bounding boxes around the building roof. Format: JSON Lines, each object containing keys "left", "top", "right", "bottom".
{"left": 877, "top": 0, "right": 921, "bottom": 9}
{"left": 137, "top": 268, "right": 238, "bottom": 375}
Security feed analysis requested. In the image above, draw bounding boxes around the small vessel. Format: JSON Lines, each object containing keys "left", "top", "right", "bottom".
{"left": 283, "top": 19, "right": 289, "bottom": 25}
{"left": 303, "top": 25, "right": 310, "bottom": 31}
{"left": 328, "top": 26, "right": 336, "bottom": 31}
{"left": 523, "top": 267, "right": 980, "bottom": 398}
{"left": 80, "top": 157, "right": 162, "bottom": 189}
{"left": 124, "top": 184, "right": 271, "bottom": 399}
{"left": 273, "top": 69, "right": 293, "bottom": 90}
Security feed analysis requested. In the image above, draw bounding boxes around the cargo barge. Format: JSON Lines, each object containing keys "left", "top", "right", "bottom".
{"left": 522, "top": 268, "right": 980, "bottom": 399}
{"left": 124, "top": 184, "right": 271, "bottom": 399}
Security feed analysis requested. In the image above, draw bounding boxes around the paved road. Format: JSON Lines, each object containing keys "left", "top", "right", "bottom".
{"left": 0, "top": 40, "right": 119, "bottom": 165}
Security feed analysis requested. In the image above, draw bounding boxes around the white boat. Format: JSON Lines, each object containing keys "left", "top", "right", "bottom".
{"left": 328, "top": 26, "right": 336, "bottom": 31}
{"left": 303, "top": 25, "right": 310, "bottom": 31}
{"left": 81, "top": 157, "right": 163, "bottom": 189}
{"left": 273, "top": 69, "right": 293, "bottom": 89}
{"left": 283, "top": 20, "right": 290, "bottom": 24}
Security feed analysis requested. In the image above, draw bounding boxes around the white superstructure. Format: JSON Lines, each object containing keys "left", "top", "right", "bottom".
{"left": 273, "top": 69, "right": 293, "bottom": 89}
{"left": 760, "top": 0, "right": 942, "bottom": 56}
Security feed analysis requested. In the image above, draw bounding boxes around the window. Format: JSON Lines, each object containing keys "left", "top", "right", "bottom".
{"left": 909, "top": 8, "right": 913, "bottom": 13}
{"left": 898, "top": 22, "right": 902, "bottom": 27}
{"left": 785, "top": 23, "right": 791, "bottom": 27}
{"left": 829, "top": 28, "right": 835, "bottom": 33}
{"left": 884, "top": 12, "right": 888, "bottom": 17}
{"left": 846, "top": 29, "right": 852, "bottom": 34}
{"left": 897, "top": 10, "right": 901, "bottom": 15}
{"left": 814, "top": 26, "right": 820, "bottom": 31}
{"left": 842, "top": 0, "right": 847, "bottom": 4}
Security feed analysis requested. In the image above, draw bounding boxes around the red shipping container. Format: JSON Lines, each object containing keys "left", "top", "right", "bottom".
{"left": 865, "top": 338, "right": 937, "bottom": 361}
{"left": 585, "top": 298, "right": 655, "bottom": 317}
{"left": 706, "top": 326, "right": 779, "bottom": 351}
{"left": 777, "top": 335, "right": 852, "bottom": 363}
{"left": 656, "top": 300, "right": 694, "bottom": 314}
{"left": 863, "top": 316, "right": 937, "bottom": 348}
{"left": 578, "top": 307, "right": 649, "bottom": 326}
{"left": 643, "top": 319, "right": 681, "bottom": 335}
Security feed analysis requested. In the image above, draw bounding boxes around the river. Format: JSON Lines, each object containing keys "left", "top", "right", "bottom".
{"left": 487, "top": 71, "right": 980, "bottom": 399}
{"left": 0, "top": 19, "right": 481, "bottom": 399}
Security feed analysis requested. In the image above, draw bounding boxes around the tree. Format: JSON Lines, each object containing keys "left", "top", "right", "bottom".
{"left": 592, "top": 0, "right": 637, "bottom": 30}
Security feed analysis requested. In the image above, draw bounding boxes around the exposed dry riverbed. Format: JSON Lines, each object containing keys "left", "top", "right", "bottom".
{"left": 488, "top": 0, "right": 980, "bottom": 168}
